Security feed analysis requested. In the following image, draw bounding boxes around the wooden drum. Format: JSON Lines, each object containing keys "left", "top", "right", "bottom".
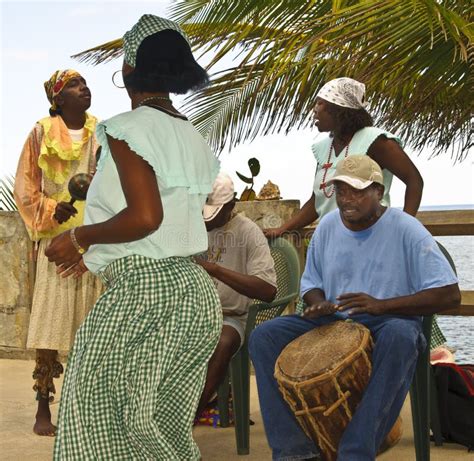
{"left": 274, "top": 320, "right": 401, "bottom": 461}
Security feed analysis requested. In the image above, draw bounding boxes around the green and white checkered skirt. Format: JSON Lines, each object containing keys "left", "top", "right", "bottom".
{"left": 54, "top": 255, "right": 222, "bottom": 460}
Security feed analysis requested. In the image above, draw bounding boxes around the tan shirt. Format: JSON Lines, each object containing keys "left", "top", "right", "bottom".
{"left": 207, "top": 214, "right": 277, "bottom": 320}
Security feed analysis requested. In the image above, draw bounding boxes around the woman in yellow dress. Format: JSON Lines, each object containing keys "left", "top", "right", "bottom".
{"left": 14, "top": 69, "right": 102, "bottom": 436}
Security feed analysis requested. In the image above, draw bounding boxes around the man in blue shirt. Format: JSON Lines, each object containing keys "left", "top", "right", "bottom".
{"left": 249, "top": 155, "right": 460, "bottom": 461}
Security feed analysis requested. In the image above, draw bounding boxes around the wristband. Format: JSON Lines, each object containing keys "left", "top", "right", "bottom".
{"left": 70, "top": 228, "right": 86, "bottom": 255}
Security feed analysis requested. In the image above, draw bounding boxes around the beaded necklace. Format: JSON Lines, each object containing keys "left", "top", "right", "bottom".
{"left": 207, "top": 247, "right": 223, "bottom": 264}
{"left": 137, "top": 95, "right": 187, "bottom": 120}
{"left": 319, "top": 139, "right": 350, "bottom": 198}
{"left": 143, "top": 103, "right": 188, "bottom": 120}
{"left": 137, "top": 95, "right": 171, "bottom": 106}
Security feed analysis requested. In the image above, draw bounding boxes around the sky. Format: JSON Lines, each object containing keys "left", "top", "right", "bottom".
{"left": 1, "top": 0, "right": 473, "bottom": 209}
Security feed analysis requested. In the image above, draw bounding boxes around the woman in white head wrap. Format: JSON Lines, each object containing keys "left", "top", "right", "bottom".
{"left": 264, "top": 77, "right": 423, "bottom": 231}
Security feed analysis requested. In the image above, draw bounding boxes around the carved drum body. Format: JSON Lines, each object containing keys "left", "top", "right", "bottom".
{"left": 275, "top": 320, "right": 397, "bottom": 461}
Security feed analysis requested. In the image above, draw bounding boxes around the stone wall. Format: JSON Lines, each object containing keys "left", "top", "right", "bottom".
{"left": 236, "top": 199, "right": 305, "bottom": 272}
{"left": 0, "top": 211, "right": 34, "bottom": 358}
{"left": 235, "top": 199, "right": 300, "bottom": 230}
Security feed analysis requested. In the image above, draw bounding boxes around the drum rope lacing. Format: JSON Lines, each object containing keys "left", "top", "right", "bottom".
{"left": 275, "top": 323, "right": 375, "bottom": 458}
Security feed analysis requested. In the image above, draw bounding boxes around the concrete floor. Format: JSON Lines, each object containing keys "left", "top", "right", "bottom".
{"left": 0, "top": 359, "right": 470, "bottom": 460}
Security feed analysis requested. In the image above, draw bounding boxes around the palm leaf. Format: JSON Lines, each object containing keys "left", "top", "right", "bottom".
{"left": 0, "top": 176, "right": 17, "bottom": 211}
{"left": 169, "top": 0, "right": 473, "bottom": 160}
{"left": 70, "top": 1, "right": 473, "bottom": 160}
{"left": 71, "top": 38, "right": 124, "bottom": 65}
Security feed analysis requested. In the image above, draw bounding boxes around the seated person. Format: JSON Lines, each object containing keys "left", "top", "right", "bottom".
{"left": 249, "top": 155, "right": 460, "bottom": 460}
{"left": 196, "top": 172, "right": 277, "bottom": 420}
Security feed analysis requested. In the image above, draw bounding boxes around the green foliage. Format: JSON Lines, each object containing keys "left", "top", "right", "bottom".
{"left": 248, "top": 157, "right": 261, "bottom": 176}
{"left": 0, "top": 176, "right": 17, "bottom": 211}
{"left": 236, "top": 172, "right": 253, "bottom": 184}
{"left": 236, "top": 157, "right": 261, "bottom": 201}
{"left": 71, "top": 38, "right": 124, "bottom": 65}
{"left": 71, "top": 1, "right": 473, "bottom": 161}
{"left": 168, "top": 0, "right": 472, "bottom": 161}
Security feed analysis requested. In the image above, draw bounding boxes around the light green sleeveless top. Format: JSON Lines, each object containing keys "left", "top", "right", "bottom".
{"left": 84, "top": 107, "right": 220, "bottom": 274}
{"left": 312, "top": 126, "right": 401, "bottom": 219}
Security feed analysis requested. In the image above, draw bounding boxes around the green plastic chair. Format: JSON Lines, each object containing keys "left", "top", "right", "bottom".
{"left": 410, "top": 241, "right": 456, "bottom": 461}
{"left": 217, "top": 237, "right": 301, "bottom": 455}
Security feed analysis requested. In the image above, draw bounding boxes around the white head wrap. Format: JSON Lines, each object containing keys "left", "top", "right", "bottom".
{"left": 316, "top": 77, "right": 367, "bottom": 110}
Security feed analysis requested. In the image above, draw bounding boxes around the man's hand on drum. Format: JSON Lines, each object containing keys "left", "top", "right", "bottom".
{"left": 303, "top": 301, "right": 338, "bottom": 319}
{"left": 336, "top": 292, "right": 385, "bottom": 315}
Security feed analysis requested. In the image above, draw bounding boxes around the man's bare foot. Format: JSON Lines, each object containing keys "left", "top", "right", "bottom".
{"left": 33, "top": 398, "right": 56, "bottom": 436}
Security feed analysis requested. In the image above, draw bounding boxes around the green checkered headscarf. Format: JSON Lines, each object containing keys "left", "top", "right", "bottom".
{"left": 123, "top": 14, "right": 190, "bottom": 67}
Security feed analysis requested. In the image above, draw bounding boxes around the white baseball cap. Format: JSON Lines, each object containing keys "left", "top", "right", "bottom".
{"left": 203, "top": 172, "right": 235, "bottom": 222}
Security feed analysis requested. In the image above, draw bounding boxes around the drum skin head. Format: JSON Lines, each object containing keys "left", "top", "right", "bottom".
{"left": 276, "top": 321, "right": 371, "bottom": 382}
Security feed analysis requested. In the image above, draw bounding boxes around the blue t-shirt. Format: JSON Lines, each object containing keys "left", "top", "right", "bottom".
{"left": 300, "top": 208, "right": 458, "bottom": 314}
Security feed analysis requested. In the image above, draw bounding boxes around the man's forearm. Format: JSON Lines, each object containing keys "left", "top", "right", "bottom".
{"left": 377, "top": 284, "right": 460, "bottom": 316}
{"left": 283, "top": 194, "right": 318, "bottom": 232}
{"left": 303, "top": 288, "right": 326, "bottom": 306}
{"left": 209, "top": 264, "right": 276, "bottom": 302}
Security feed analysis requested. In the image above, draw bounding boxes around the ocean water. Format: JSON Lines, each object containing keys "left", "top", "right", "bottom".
{"left": 415, "top": 205, "right": 473, "bottom": 362}
{"left": 434, "top": 235, "right": 474, "bottom": 363}
{"left": 389, "top": 204, "right": 474, "bottom": 362}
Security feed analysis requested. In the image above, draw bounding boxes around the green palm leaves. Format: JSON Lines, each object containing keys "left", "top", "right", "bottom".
{"left": 72, "top": 38, "right": 124, "bottom": 65}
{"left": 72, "top": 1, "right": 472, "bottom": 160}
{"left": 0, "top": 176, "right": 17, "bottom": 211}
{"left": 169, "top": 0, "right": 472, "bottom": 160}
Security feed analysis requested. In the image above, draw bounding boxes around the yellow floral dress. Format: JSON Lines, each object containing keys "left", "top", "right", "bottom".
{"left": 14, "top": 114, "right": 103, "bottom": 351}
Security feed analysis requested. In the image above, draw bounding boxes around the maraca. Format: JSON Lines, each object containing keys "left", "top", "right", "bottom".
{"left": 68, "top": 173, "right": 93, "bottom": 205}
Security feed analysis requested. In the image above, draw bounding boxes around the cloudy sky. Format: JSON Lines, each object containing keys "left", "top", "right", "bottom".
{"left": 1, "top": 0, "right": 472, "bottom": 208}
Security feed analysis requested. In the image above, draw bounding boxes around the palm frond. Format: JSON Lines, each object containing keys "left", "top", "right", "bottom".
{"left": 169, "top": 0, "right": 473, "bottom": 161}
{"left": 70, "top": 1, "right": 473, "bottom": 160}
{"left": 0, "top": 176, "right": 17, "bottom": 211}
{"left": 71, "top": 38, "right": 124, "bottom": 65}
